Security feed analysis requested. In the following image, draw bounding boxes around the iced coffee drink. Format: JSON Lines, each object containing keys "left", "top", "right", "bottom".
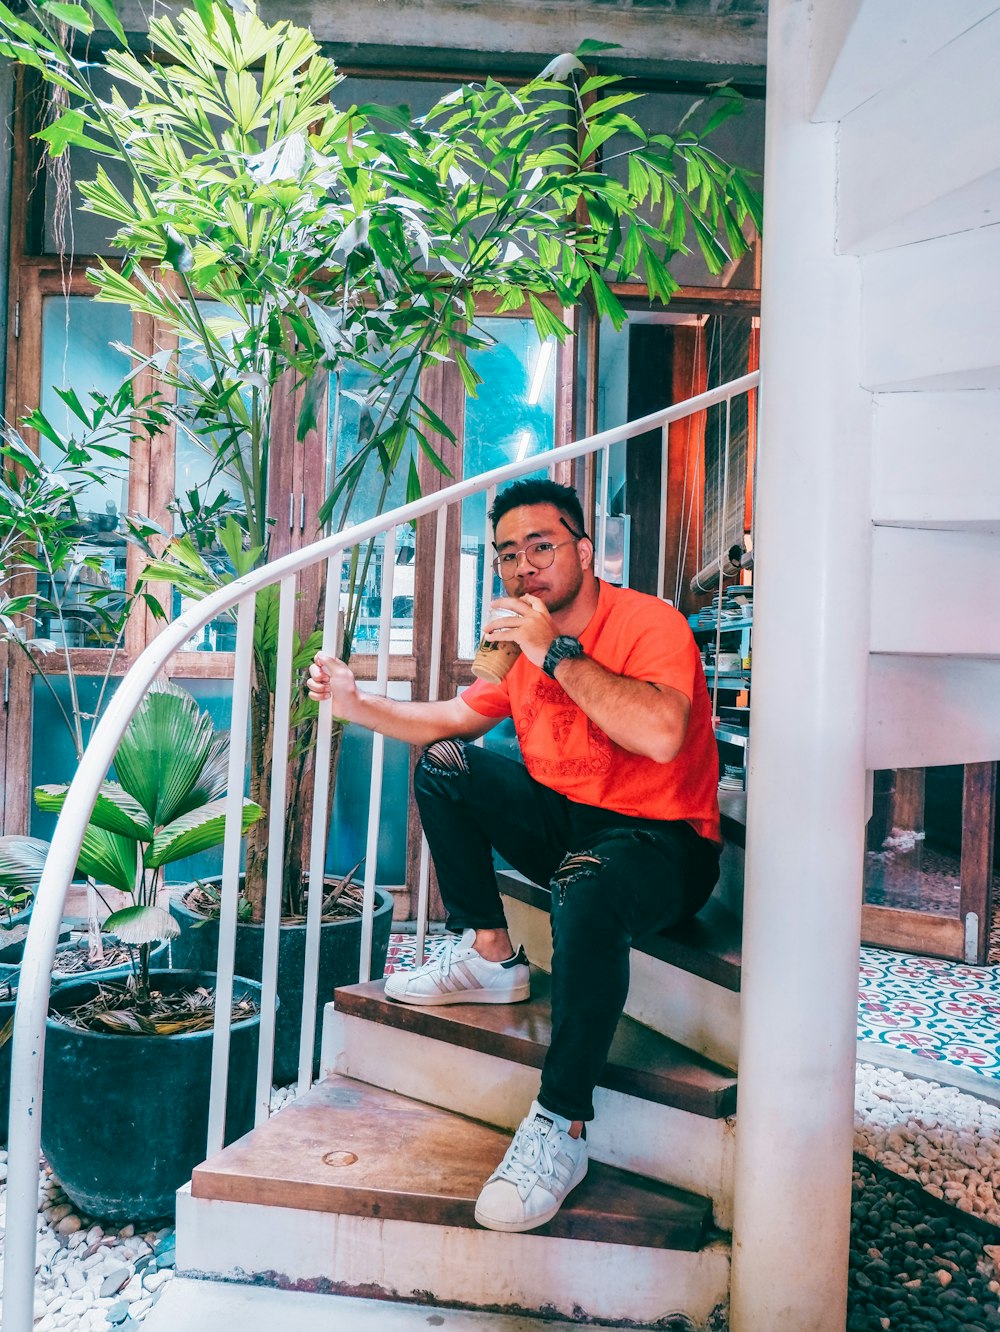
{"left": 472, "top": 606, "right": 521, "bottom": 684}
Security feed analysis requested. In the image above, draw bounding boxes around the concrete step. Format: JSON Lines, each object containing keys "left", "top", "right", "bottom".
{"left": 322, "top": 980, "right": 736, "bottom": 1227}
{"left": 873, "top": 390, "right": 1000, "bottom": 530}
{"left": 498, "top": 871, "right": 741, "bottom": 1071}
{"left": 861, "top": 224, "right": 1000, "bottom": 392}
{"left": 866, "top": 654, "right": 1000, "bottom": 771}
{"left": 177, "top": 1077, "right": 731, "bottom": 1327}
{"left": 836, "top": 10, "right": 1000, "bottom": 253}
{"left": 810, "top": 0, "right": 999, "bottom": 123}
{"left": 141, "top": 1277, "right": 638, "bottom": 1332}
{"left": 870, "top": 526, "right": 1000, "bottom": 657}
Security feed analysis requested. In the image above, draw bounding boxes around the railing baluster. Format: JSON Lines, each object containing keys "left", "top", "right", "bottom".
{"left": 300, "top": 554, "right": 344, "bottom": 1091}
{"left": 596, "top": 444, "right": 610, "bottom": 579}
{"left": 360, "top": 527, "right": 396, "bottom": 983}
{"left": 416, "top": 500, "right": 449, "bottom": 965}
{"left": 710, "top": 394, "right": 734, "bottom": 724}
{"left": 481, "top": 484, "right": 497, "bottom": 634}
{"left": 253, "top": 575, "right": 297, "bottom": 1122}
{"left": 472, "top": 484, "right": 498, "bottom": 751}
{"left": 206, "top": 593, "right": 257, "bottom": 1156}
{"left": 658, "top": 423, "right": 670, "bottom": 601}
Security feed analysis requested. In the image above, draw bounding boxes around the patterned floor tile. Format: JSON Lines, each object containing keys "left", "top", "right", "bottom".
{"left": 385, "top": 933, "right": 448, "bottom": 975}
{"left": 858, "top": 945, "right": 1000, "bottom": 1080}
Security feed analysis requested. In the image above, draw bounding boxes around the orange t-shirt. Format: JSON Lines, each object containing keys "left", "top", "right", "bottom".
{"left": 462, "top": 581, "right": 721, "bottom": 844}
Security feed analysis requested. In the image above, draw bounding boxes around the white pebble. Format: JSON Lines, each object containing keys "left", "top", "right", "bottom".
{"left": 855, "top": 1063, "right": 1000, "bottom": 1228}
{"left": 120, "top": 1275, "right": 143, "bottom": 1301}
{"left": 63, "top": 1266, "right": 86, "bottom": 1293}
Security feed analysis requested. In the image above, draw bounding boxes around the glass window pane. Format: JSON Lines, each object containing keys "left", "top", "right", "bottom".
{"left": 41, "top": 296, "right": 133, "bottom": 523}
{"left": 863, "top": 766, "right": 963, "bottom": 916}
{"left": 329, "top": 685, "right": 412, "bottom": 884}
{"left": 459, "top": 318, "right": 556, "bottom": 655}
{"left": 328, "top": 364, "right": 417, "bottom": 656}
{"left": 39, "top": 297, "right": 134, "bottom": 644}
{"left": 171, "top": 302, "right": 250, "bottom": 652}
{"left": 173, "top": 302, "right": 247, "bottom": 523}
{"left": 31, "top": 676, "right": 121, "bottom": 822}
{"left": 338, "top": 530, "right": 416, "bottom": 658}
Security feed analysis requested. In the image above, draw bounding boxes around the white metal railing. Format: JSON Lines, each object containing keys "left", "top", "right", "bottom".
{"left": 2, "top": 370, "right": 757, "bottom": 1332}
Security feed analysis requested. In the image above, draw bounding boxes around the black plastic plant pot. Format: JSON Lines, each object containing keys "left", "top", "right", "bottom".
{"left": 170, "top": 885, "right": 393, "bottom": 1086}
{"left": 49, "top": 937, "right": 169, "bottom": 987}
{"left": 0, "top": 927, "right": 71, "bottom": 968}
{"left": 0, "top": 993, "right": 14, "bottom": 1145}
{"left": 41, "top": 968, "right": 263, "bottom": 1226}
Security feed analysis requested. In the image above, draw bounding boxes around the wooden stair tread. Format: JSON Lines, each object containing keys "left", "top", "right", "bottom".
{"left": 191, "top": 1075, "right": 714, "bottom": 1251}
{"left": 497, "top": 870, "right": 743, "bottom": 992}
{"left": 335, "top": 970, "right": 737, "bottom": 1119}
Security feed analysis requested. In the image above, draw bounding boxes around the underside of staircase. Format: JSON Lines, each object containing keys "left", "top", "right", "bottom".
{"left": 174, "top": 873, "right": 744, "bottom": 1328}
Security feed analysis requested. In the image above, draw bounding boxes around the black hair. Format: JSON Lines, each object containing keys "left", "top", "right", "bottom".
{"left": 488, "top": 479, "right": 588, "bottom": 539}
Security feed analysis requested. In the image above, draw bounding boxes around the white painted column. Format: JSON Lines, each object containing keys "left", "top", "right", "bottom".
{"left": 729, "top": 2, "right": 873, "bottom": 1328}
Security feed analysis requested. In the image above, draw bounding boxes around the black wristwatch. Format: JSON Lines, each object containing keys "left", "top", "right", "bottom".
{"left": 542, "top": 635, "right": 584, "bottom": 678}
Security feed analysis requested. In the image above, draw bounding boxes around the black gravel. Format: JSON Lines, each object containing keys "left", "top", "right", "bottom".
{"left": 850, "top": 1154, "right": 1000, "bottom": 1331}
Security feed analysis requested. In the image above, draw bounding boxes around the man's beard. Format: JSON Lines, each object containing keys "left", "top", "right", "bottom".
{"left": 536, "top": 567, "right": 585, "bottom": 616}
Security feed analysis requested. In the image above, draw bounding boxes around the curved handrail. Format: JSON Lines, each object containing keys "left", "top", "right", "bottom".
{"left": 2, "top": 369, "right": 757, "bottom": 1332}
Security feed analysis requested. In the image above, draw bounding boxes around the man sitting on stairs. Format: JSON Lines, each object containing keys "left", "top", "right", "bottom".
{"left": 307, "top": 478, "right": 721, "bottom": 1234}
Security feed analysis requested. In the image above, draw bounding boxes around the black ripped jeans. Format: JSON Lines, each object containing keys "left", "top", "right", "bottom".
{"left": 413, "top": 740, "right": 720, "bottom": 1122}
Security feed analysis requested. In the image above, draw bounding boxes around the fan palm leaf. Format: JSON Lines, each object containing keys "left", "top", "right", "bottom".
{"left": 146, "top": 798, "right": 262, "bottom": 868}
{"left": 0, "top": 835, "right": 49, "bottom": 889}
{"left": 103, "top": 904, "right": 179, "bottom": 945}
{"left": 34, "top": 782, "right": 154, "bottom": 841}
{"left": 113, "top": 682, "right": 217, "bottom": 827}
{"left": 76, "top": 826, "right": 138, "bottom": 896}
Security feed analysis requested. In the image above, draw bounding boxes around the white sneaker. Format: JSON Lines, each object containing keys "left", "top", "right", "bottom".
{"left": 383, "top": 929, "right": 530, "bottom": 1006}
{"left": 475, "top": 1101, "right": 588, "bottom": 1233}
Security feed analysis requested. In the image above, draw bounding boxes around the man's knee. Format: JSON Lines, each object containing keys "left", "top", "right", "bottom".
{"left": 414, "top": 738, "right": 471, "bottom": 799}
{"left": 550, "top": 849, "right": 607, "bottom": 913}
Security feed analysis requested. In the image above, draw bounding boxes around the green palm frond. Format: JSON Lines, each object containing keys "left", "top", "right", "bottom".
{"left": 76, "top": 826, "right": 138, "bottom": 896}
{"left": 176, "top": 733, "right": 230, "bottom": 816}
{"left": 113, "top": 682, "right": 218, "bottom": 827}
{"left": 103, "top": 904, "right": 179, "bottom": 945}
{"left": 34, "top": 782, "right": 154, "bottom": 841}
{"left": 146, "top": 797, "right": 262, "bottom": 868}
{"left": 0, "top": 835, "right": 49, "bottom": 889}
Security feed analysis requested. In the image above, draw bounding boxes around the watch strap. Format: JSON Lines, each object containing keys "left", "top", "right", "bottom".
{"left": 542, "top": 635, "right": 584, "bottom": 679}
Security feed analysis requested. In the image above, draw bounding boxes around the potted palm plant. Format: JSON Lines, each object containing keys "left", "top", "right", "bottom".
{"left": 0, "top": 381, "right": 167, "bottom": 960}
{"left": 0, "top": 0, "right": 762, "bottom": 1078}
{"left": 21, "top": 681, "right": 265, "bottom": 1222}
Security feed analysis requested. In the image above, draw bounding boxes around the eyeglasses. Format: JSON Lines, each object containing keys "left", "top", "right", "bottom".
{"left": 492, "top": 538, "right": 579, "bottom": 578}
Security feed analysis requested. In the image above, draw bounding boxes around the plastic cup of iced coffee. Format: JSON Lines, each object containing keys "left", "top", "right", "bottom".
{"left": 472, "top": 606, "right": 522, "bottom": 684}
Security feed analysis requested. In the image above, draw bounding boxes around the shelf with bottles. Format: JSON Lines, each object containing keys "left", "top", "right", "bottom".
{"left": 690, "top": 588, "right": 753, "bottom": 792}
{"left": 690, "top": 588, "right": 753, "bottom": 692}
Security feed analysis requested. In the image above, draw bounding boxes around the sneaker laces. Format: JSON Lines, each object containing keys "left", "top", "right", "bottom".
{"left": 415, "top": 933, "right": 471, "bottom": 985}
{"left": 495, "top": 1119, "right": 558, "bottom": 1195}
{"left": 434, "top": 932, "right": 474, "bottom": 985}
